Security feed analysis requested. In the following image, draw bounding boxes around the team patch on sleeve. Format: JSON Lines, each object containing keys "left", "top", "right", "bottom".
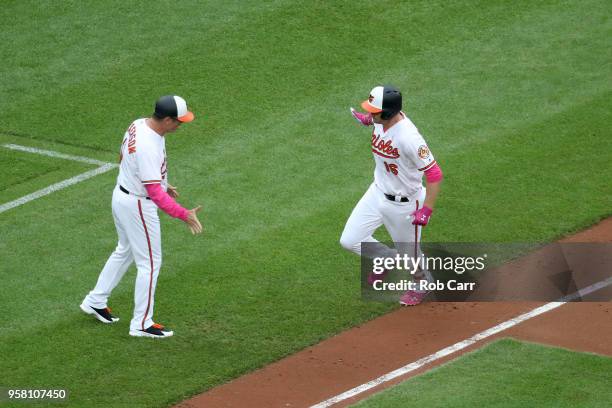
{"left": 417, "top": 145, "right": 430, "bottom": 159}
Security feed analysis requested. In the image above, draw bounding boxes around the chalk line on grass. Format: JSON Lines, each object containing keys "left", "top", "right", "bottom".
{"left": 311, "top": 276, "right": 612, "bottom": 408}
{"left": 0, "top": 144, "right": 117, "bottom": 214}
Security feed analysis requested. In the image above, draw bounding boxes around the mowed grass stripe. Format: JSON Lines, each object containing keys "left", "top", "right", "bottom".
{"left": 0, "top": 1, "right": 563, "bottom": 151}
{"left": 0, "top": 132, "right": 120, "bottom": 163}
{"left": 0, "top": 147, "right": 94, "bottom": 203}
{"left": 0, "top": 0, "right": 296, "bottom": 151}
{"left": 434, "top": 90, "right": 612, "bottom": 241}
{"left": 352, "top": 338, "right": 612, "bottom": 408}
{"left": 0, "top": 1, "right": 610, "bottom": 407}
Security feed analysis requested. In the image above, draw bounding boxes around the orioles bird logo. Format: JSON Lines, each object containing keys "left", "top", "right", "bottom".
{"left": 418, "top": 145, "right": 430, "bottom": 159}
{"left": 368, "top": 94, "right": 374, "bottom": 103}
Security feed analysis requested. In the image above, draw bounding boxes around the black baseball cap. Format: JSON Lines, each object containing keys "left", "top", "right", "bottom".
{"left": 154, "top": 95, "right": 195, "bottom": 122}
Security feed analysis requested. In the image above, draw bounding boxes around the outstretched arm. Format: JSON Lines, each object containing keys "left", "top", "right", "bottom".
{"left": 145, "top": 183, "right": 189, "bottom": 220}
{"left": 145, "top": 183, "right": 203, "bottom": 234}
{"left": 350, "top": 108, "right": 373, "bottom": 126}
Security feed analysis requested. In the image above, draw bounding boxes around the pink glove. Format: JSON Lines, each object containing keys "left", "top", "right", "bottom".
{"left": 411, "top": 206, "right": 433, "bottom": 226}
{"left": 350, "top": 108, "right": 373, "bottom": 126}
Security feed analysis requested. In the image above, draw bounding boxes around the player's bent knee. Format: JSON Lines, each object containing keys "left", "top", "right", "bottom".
{"left": 339, "top": 235, "right": 360, "bottom": 254}
{"left": 339, "top": 235, "right": 351, "bottom": 250}
{"left": 117, "top": 244, "right": 131, "bottom": 253}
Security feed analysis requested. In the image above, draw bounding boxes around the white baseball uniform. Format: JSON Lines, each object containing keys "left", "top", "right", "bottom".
{"left": 340, "top": 112, "right": 436, "bottom": 259}
{"left": 83, "top": 118, "right": 168, "bottom": 332}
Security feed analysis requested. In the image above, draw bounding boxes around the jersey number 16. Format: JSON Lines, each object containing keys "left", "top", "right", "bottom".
{"left": 384, "top": 162, "right": 398, "bottom": 176}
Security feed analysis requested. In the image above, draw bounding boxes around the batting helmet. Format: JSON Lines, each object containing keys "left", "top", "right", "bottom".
{"left": 361, "top": 85, "right": 402, "bottom": 120}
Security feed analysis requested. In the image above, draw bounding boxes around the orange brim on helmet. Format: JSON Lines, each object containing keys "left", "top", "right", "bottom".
{"left": 361, "top": 100, "right": 383, "bottom": 113}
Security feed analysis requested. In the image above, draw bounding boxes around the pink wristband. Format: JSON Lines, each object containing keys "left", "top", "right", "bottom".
{"left": 425, "top": 163, "right": 443, "bottom": 183}
{"left": 145, "top": 183, "right": 189, "bottom": 221}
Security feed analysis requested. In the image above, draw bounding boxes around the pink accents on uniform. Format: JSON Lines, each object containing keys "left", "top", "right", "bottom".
{"left": 351, "top": 109, "right": 374, "bottom": 126}
{"left": 418, "top": 160, "right": 437, "bottom": 172}
{"left": 412, "top": 205, "right": 433, "bottom": 226}
{"left": 399, "top": 289, "right": 428, "bottom": 306}
{"left": 137, "top": 200, "right": 154, "bottom": 330}
{"left": 145, "top": 183, "right": 189, "bottom": 221}
{"left": 424, "top": 163, "right": 443, "bottom": 183}
{"left": 414, "top": 200, "right": 419, "bottom": 258}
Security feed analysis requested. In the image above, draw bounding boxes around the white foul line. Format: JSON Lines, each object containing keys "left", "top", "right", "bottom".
{"left": 0, "top": 144, "right": 117, "bottom": 214}
{"left": 310, "top": 276, "right": 612, "bottom": 408}
{"left": 3, "top": 143, "right": 110, "bottom": 166}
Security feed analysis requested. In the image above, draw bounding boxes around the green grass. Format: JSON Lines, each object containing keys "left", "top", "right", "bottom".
{"left": 0, "top": 0, "right": 610, "bottom": 407}
{"left": 0, "top": 146, "right": 94, "bottom": 203}
{"left": 352, "top": 338, "right": 612, "bottom": 408}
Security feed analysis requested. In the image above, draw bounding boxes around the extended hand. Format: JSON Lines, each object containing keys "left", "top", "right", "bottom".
{"left": 350, "top": 107, "right": 373, "bottom": 126}
{"left": 186, "top": 205, "right": 203, "bottom": 235}
{"left": 167, "top": 184, "right": 179, "bottom": 199}
{"left": 411, "top": 206, "right": 433, "bottom": 226}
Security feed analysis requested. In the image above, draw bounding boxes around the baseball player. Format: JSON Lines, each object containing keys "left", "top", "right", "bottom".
{"left": 341, "top": 85, "right": 443, "bottom": 306}
{"left": 80, "top": 95, "right": 202, "bottom": 338}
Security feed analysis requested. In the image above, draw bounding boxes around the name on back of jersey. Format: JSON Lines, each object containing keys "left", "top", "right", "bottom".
{"left": 127, "top": 123, "right": 137, "bottom": 154}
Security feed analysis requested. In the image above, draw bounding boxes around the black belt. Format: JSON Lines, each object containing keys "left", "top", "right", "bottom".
{"left": 384, "top": 193, "right": 410, "bottom": 202}
{"left": 119, "top": 185, "right": 150, "bottom": 200}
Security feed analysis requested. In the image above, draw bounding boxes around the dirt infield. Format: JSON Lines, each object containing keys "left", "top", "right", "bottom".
{"left": 177, "top": 218, "right": 612, "bottom": 408}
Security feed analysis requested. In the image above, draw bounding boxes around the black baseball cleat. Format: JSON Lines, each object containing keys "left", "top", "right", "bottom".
{"left": 129, "top": 323, "right": 174, "bottom": 339}
{"left": 80, "top": 303, "right": 120, "bottom": 323}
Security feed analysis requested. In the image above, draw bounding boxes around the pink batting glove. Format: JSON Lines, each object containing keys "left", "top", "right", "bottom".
{"left": 411, "top": 206, "right": 433, "bottom": 226}
{"left": 350, "top": 107, "right": 373, "bottom": 126}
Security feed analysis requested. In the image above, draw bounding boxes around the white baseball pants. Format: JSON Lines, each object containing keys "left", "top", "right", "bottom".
{"left": 340, "top": 183, "right": 426, "bottom": 259}
{"left": 83, "top": 186, "right": 162, "bottom": 332}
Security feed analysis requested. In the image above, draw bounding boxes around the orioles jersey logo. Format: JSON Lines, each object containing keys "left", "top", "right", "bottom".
{"left": 371, "top": 134, "right": 400, "bottom": 159}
